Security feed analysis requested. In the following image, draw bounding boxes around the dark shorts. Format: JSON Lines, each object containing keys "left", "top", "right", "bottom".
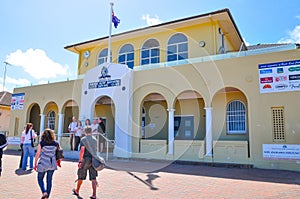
{"left": 77, "top": 157, "right": 97, "bottom": 180}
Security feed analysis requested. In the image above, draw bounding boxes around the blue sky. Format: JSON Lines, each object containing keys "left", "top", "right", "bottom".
{"left": 1, "top": 0, "right": 300, "bottom": 93}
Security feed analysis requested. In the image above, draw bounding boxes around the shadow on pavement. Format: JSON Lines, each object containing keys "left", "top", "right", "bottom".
{"left": 5, "top": 149, "right": 300, "bottom": 185}
{"left": 158, "top": 163, "right": 300, "bottom": 185}
{"left": 127, "top": 172, "right": 159, "bottom": 190}
{"left": 15, "top": 168, "right": 33, "bottom": 176}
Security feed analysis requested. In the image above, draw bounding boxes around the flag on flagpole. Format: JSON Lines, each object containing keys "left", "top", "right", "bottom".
{"left": 112, "top": 9, "right": 120, "bottom": 28}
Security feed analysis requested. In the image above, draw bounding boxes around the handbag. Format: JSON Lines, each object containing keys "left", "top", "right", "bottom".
{"left": 30, "top": 130, "right": 37, "bottom": 147}
{"left": 56, "top": 143, "right": 64, "bottom": 160}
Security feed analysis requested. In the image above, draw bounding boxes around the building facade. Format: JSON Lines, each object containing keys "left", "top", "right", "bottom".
{"left": 9, "top": 9, "right": 300, "bottom": 171}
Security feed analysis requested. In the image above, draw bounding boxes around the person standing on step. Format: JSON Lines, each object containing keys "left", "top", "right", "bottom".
{"left": 74, "top": 120, "right": 84, "bottom": 151}
{"left": 68, "top": 116, "right": 77, "bottom": 151}
{"left": 97, "top": 117, "right": 106, "bottom": 153}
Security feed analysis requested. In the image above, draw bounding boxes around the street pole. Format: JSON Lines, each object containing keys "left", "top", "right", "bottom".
{"left": 3, "top": 62, "right": 10, "bottom": 92}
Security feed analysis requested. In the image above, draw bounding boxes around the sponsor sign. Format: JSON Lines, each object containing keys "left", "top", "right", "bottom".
{"left": 11, "top": 93, "right": 25, "bottom": 110}
{"left": 258, "top": 60, "right": 300, "bottom": 93}
{"left": 263, "top": 144, "right": 300, "bottom": 160}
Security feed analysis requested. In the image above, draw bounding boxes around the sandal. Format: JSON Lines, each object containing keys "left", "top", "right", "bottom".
{"left": 41, "top": 193, "right": 48, "bottom": 199}
{"left": 72, "top": 188, "right": 79, "bottom": 196}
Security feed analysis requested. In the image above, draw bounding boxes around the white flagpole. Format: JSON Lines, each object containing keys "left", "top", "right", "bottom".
{"left": 107, "top": 2, "right": 114, "bottom": 63}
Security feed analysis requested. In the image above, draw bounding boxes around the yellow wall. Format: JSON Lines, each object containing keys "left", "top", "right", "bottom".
{"left": 78, "top": 22, "right": 233, "bottom": 75}
{"left": 9, "top": 79, "right": 82, "bottom": 136}
{"left": 0, "top": 105, "right": 11, "bottom": 133}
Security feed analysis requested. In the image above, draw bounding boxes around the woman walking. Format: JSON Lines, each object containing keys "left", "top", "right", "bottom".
{"left": 34, "top": 128, "right": 59, "bottom": 199}
{"left": 21, "top": 123, "right": 37, "bottom": 170}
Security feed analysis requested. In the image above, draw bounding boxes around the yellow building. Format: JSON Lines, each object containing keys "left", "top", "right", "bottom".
{"left": 0, "top": 91, "right": 11, "bottom": 136}
{"left": 9, "top": 9, "right": 300, "bottom": 171}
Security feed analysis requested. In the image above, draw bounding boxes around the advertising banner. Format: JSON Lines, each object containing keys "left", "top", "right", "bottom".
{"left": 258, "top": 60, "right": 300, "bottom": 93}
{"left": 11, "top": 93, "right": 25, "bottom": 110}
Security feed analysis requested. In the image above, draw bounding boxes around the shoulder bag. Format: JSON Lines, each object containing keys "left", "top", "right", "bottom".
{"left": 82, "top": 137, "right": 105, "bottom": 171}
{"left": 56, "top": 143, "right": 64, "bottom": 160}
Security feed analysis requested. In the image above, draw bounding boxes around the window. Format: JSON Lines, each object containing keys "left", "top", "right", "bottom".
{"left": 271, "top": 107, "right": 285, "bottom": 142}
{"left": 98, "top": 48, "right": 112, "bottom": 65}
{"left": 167, "top": 33, "right": 188, "bottom": 62}
{"left": 118, "top": 44, "right": 134, "bottom": 69}
{"left": 226, "top": 100, "right": 246, "bottom": 134}
{"left": 47, "top": 111, "right": 56, "bottom": 130}
{"left": 174, "top": 116, "right": 194, "bottom": 140}
{"left": 141, "top": 39, "right": 160, "bottom": 65}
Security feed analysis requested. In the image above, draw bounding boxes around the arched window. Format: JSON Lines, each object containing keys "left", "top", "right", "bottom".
{"left": 141, "top": 39, "right": 160, "bottom": 65}
{"left": 118, "top": 44, "right": 134, "bottom": 69}
{"left": 167, "top": 33, "right": 188, "bottom": 62}
{"left": 98, "top": 48, "right": 112, "bottom": 65}
{"left": 47, "top": 111, "right": 56, "bottom": 130}
{"left": 226, "top": 100, "right": 246, "bottom": 134}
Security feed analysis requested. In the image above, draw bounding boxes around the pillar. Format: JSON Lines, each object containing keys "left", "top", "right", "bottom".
{"left": 205, "top": 107, "right": 213, "bottom": 156}
{"left": 167, "top": 108, "right": 175, "bottom": 154}
{"left": 57, "top": 113, "right": 64, "bottom": 144}
{"left": 39, "top": 114, "right": 45, "bottom": 135}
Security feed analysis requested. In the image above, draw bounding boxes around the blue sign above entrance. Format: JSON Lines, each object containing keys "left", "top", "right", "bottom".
{"left": 88, "top": 79, "right": 121, "bottom": 89}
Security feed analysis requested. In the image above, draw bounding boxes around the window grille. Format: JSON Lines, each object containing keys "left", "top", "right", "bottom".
{"left": 271, "top": 107, "right": 285, "bottom": 142}
{"left": 226, "top": 100, "right": 246, "bottom": 134}
{"left": 47, "top": 111, "right": 56, "bottom": 130}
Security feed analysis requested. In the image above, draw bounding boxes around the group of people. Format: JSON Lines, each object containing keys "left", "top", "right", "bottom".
{"left": 69, "top": 116, "right": 106, "bottom": 153}
{"left": 1, "top": 119, "right": 104, "bottom": 199}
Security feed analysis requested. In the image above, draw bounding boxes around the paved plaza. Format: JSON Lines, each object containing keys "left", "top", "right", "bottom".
{"left": 0, "top": 150, "right": 300, "bottom": 199}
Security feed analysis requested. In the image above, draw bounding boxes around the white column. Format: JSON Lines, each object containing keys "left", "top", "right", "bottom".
{"left": 205, "top": 107, "right": 213, "bottom": 156}
{"left": 167, "top": 108, "right": 175, "bottom": 154}
{"left": 57, "top": 113, "right": 64, "bottom": 144}
{"left": 39, "top": 114, "right": 45, "bottom": 135}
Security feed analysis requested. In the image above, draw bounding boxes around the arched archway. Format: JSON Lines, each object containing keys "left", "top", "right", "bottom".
{"left": 173, "top": 90, "right": 205, "bottom": 140}
{"left": 62, "top": 100, "right": 79, "bottom": 133}
{"left": 43, "top": 102, "right": 59, "bottom": 132}
{"left": 93, "top": 95, "right": 115, "bottom": 141}
{"left": 212, "top": 87, "right": 248, "bottom": 141}
{"left": 211, "top": 87, "right": 250, "bottom": 161}
{"left": 28, "top": 103, "right": 41, "bottom": 133}
{"left": 141, "top": 92, "right": 168, "bottom": 140}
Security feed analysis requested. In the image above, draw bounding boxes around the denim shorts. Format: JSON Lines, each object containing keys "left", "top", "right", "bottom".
{"left": 77, "top": 157, "right": 97, "bottom": 180}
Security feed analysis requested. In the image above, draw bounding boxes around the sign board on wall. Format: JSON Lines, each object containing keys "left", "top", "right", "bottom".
{"left": 263, "top": 144, "right": 300, "bottom": 160}
{"left": 258, "top": 60, "right": 300, "bottom": 93}
{"left": 11, "top": 93, "right": 25, "bottom": 110}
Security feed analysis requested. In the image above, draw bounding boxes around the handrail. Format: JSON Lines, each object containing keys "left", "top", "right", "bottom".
{"left": 56, "top": 132, "right": 114, "bottom": 161}
{"left": 96, "top": 133, "right": 114, "bottom": 161}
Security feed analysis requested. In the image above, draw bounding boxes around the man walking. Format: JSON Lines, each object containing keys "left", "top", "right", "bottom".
{"left": 0, "top": 132, "right": 8, "bottom": 177}
{"left": 72, "top": 127, "right": 99, "bottom": 199}
{"left": 68, "top": 116, "right": 77, "bottom": 151}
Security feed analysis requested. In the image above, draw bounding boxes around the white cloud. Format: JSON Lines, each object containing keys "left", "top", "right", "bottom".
{"left": 278, "top": 25, "right": 300, "bottom": 44}
{"left": 6, "top": 76, "right": 31, "bottom": 86}
{"left": 5, "top": 48, "right": 69, "bottom": 80}
{"left": 141, "top": 14, "right": 162, "bottom": 26}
